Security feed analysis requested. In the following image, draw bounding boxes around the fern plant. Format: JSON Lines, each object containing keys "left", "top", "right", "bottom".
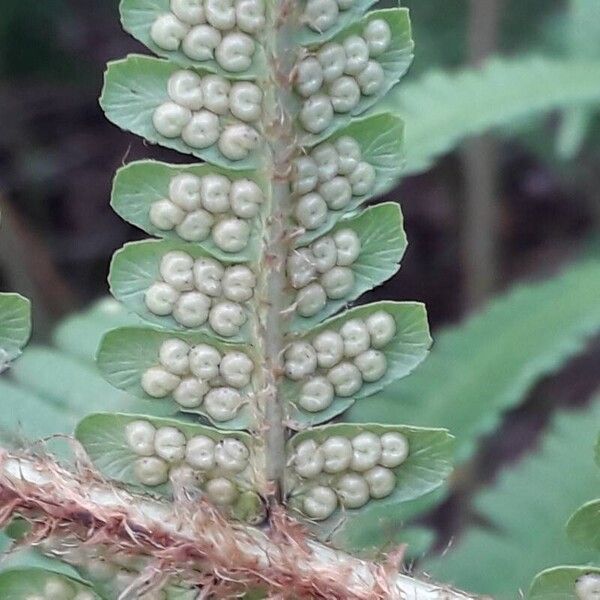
{"left": 0, "top": 2, "right": 480, "bottom": 599}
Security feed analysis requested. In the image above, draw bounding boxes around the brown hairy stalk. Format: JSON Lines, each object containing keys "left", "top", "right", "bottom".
{"left": 0, "top": 449, "right": 478, "bottom": 600}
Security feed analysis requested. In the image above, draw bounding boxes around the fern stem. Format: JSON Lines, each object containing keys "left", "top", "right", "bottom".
{"left": 0, "top": 452, "right": 481, "bottom": 600}
{"left": 256, "top": 7, "right": 297, "bottom": 498}
{"left": 261, "top": 180, "right": 291, "bottom": 495}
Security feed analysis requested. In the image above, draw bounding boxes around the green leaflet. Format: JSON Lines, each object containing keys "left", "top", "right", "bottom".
{"left": 0, "top": 547, "right": 86, "bottom": 585}
{"left": 111, "top": 160, "right": 267, "bottom": 261}
{"left": 338, "top": 524, "right": 435, "bottom": 561}
{"left": 556, "top": 0, "right": 600, "bottom": 160}
{"left": 10, "top": 346, "right": 171, "bottom": 419}
{"left": 529, "top": 566, "right": 600, "bottom": 600}
{"left": 76, "top": 412, "right": 264, "bottom": 523}
{"left": 100, "top": 54, "right": 264, "bottom": 170}
{"left": 0, "top": 568, "right": 98, "bottom": 600}
{"left": 300, "top": 9, "right": 414, "bottom": 145}
{"left": 285, "top": 423, "right": 453, "bottom": 536}
{"left": 97, "top": 326, "right": 257, "bottom": 430}
{"left": 424, "top": 400, "right": 600, "bottom": 599}
{"left": 109, "top": 238, "right": 253, "bottom": 341}
{"left": 329, "top": 488, "right": 444, "bottom": 557}
{"left": 0, "top": 379, "right": 74, "bottom": 447}
{"left": 345, "top": 259, "right": 600, "bottom": 463}
{"left": 567, "top": 499, "right": 600, "bottom": 550}
{"left": 284, "top": 301, "right": 431, "bottom": 428}
{"left": 120, "top": 0, "right": 268, "bottom": 78}
{"left": 0, "top": 294, "right": 31, "bottom": 367}
{"left": 566, "top": 0, "right": 600, "bottom": 58}
{"left": 555, "top": 106, "right": 593, "bottom": 159}
{"left": 53, "top": 297, "right": 143, "bottom": 363}
{"left": 297, "top": 114, "right": 405, "bottom": 246}
{"left": 291, "top": 203, "right": 407, "bottom": 330}
{"left": 382, "top": 57, "right": 600, "bottom": 176}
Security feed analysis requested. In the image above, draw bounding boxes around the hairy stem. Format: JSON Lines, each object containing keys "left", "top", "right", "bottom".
{"left": 0, "top": 450, "right": 480, "bottom": 600}
{"left": 261, "top": 180, "right": 291, "bottom": 495}
{"left": 257, "top": 3, "right": 298, "bottom": 498}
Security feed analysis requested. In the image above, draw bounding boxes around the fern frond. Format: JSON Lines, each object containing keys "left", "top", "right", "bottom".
{"left": 382, "top": 56, "right": 600, "bottom": 174}
{"left": 424, "top": 398, "right": 600, "bottom": 599}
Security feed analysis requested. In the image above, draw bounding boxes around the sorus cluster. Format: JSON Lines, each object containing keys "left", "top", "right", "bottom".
{"left": 288, "top": 228, "right": 361, "bottom": 318}
{"left": 295, "top": 19, "right": 392, "bottom": 133}
{"left": 149, "top": 171, "right": 264, "bottom": 249}
{"left": 302, "top": 0, "right": 356, "bottom": 33}
{"left": 125, "top": 419, "right": 251, "bottom": 508}
{"left": 292, "top": 137, "right": 375, "bottom": 231}
{"left": 142, "top": 337, "right": 254, "bottom": 422}
{"left": 153, "top": 70, "right": 262, "bottom": 160}
{"left": 150, "top": 0, "right": 265, "bottom": 71}
{"left": 144, "top": 251, "right": 255, "bottom": 336}
{"left": 292, "top": 430, "right": 409, "bottom": 520}
{"left": 285, "top": 310, "right": 396, "bottom": 413}
{"left": 23, "top": 577, "right": 95, "bottom": 600}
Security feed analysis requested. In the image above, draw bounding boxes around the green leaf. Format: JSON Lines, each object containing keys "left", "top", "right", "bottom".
{"left": 0, "top": 568, "right": 98, "bottom": 600}
{"left": 76, "top": 412, "right": 264, "bottom": 522}
{"left": 332, "top": 522, "right": 434, "bottom": 561}
{"left": 10, "top": 345, "right": 171, "bottom": 420}
{"left": 297, "top": 114, "right": 405, "bottom": 246}
{"left": 555, "top": 106, "right": 593, "bottom": 159}
{"left": 0, "top": 294, "right": 31, "bottom": 367}
{"left": 120, "top": 0, "right": 267, "bottom": 78}
{"left": 567, "top": 499, "right": 600, "bottom": 550}
{"left": 285, "top": 301, "right": 431, "bottom": 428}
{"left": 529, "top": 566, "right": 600, "bottom": 600}
{"left": 0, "top": 379, "right": 75, "bottom": 445}
{"left": 97, "top": 326, "right": 257, "bottom": 429}
{"left": 329, "top": 487, "right": 445, "bottom": 557}
{"left": 345, "top": 259, "right": 600, "bottom": 463}
{"left": 53, "top": 297, "right": 143, "bottom": 363}
{"left": 100, "top": 54, "right": 263, "bottom": 170}
{"left": 109, "top": 238, "right": 252, "bottom": 341}
{"left": 285, "top": 423, "right": 453, "bottom": 535}
{"left": 424, "top": 400, "right": 600, "bottom": 599}
{"left": 565, "top": 0, "right": 600, "bottom": 59}
{"left": 111, "top": 160, "right": 266, "bottom": 261}
{"left": 0, "top": 548, "right": 83, "bottom": 583}
{"left": 383, "top": 57, "right": 600, "bottom": 175}
{"left": 291, "top": 203, "right": 407, "bottom": 329}
{"left": 301, "top": 9, "right": 414, "bottom": 144}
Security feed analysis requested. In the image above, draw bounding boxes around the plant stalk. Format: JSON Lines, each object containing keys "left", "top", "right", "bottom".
{"left": 0, "top": 451, "right": 482, "bottom": 600}
{"left": 256, "top": 4, "right": 297, "bottom": 499}
{"left": 261, "top": 179, "right": 291, "bottom": 496}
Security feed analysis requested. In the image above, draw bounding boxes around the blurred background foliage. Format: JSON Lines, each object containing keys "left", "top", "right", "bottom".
{"left": 1, "top": 0, "right": 600, "bottom": 598}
